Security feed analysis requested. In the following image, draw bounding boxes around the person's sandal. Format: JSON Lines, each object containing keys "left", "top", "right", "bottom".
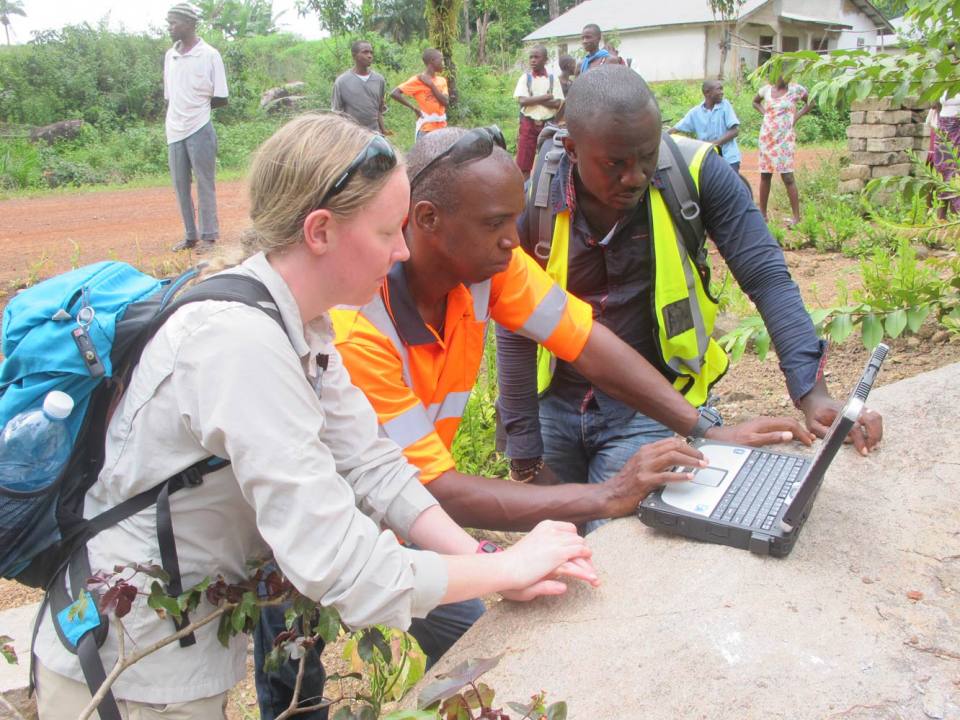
{"left": 171, "top": 238, "right": 197, "bottom": 252}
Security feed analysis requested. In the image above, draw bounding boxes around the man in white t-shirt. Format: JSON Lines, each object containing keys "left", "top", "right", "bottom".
{"left": 163, "top": 2, "right": 228, "bottom": 253}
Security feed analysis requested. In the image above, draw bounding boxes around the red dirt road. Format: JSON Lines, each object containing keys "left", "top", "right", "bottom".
{"left": 0, "top": 147, "right": 835, "bottom": 295}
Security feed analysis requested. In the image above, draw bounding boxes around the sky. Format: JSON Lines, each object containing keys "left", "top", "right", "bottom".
{"left": 5, "top": 0, "right": 326, "bottom": 43}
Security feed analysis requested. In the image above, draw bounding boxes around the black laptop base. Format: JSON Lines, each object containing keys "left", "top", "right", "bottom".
{"left": 641, "top": 490, "right": 808, "bottom": 558}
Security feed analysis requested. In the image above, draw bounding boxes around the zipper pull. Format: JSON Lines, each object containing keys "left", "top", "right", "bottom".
{"left": 71, "top": 285, "right": 106, "bottom": 378}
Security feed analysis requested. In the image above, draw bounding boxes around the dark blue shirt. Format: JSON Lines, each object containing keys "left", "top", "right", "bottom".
{"left": 495, "top": 148, "right": 825, "bottom": 459}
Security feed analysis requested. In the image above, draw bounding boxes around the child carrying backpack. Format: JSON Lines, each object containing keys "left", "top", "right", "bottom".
{"left": 513, "top": 45, "right": 564, "bottom": 179}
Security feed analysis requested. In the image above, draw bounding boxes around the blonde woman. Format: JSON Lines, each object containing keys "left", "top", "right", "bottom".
{"left": 32, "top": 113, "right": 597, "bottom": 720}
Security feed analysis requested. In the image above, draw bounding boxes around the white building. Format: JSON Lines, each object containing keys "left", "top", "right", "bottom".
{"left": 524, "top": 0, "right": 894, "bottom": 82}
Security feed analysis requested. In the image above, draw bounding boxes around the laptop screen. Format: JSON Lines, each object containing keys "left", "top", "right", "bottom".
{"left": 780, "top": 344, "right": 888, "bottom": 529}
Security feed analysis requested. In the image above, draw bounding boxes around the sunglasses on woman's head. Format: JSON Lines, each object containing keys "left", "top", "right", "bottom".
{"left": 317, "top": 133, "right": 397, "bottom": 209}
{"left": 409, "top": 125, "right": 507, "bottom": 189}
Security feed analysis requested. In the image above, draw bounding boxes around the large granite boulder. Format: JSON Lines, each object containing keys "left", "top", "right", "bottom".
{"left": 405, "top": 363, "right": 960, "bottom": 719}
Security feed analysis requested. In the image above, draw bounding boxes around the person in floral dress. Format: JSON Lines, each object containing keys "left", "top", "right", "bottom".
{"left": 753, "top": 76, "right": 812, "bottom": 226}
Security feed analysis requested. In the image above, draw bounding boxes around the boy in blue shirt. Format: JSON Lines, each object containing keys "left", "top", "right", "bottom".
{"left": 670, "top": 80, "right": 742, "bottom": 172}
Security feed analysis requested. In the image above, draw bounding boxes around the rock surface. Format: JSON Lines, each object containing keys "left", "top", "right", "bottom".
{"left": 405, "top": 363, "right": 960, "bottom": 719}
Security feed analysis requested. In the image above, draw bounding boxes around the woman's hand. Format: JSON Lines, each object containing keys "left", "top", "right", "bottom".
{"left": 498, "top": 520, "right": 599, "bottom": 601}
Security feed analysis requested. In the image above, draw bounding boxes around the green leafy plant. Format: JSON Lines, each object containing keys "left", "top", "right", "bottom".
{"left": 414, "top": 655, "right": 567, "bottom": 720}
{"left": 73, "top": 560, "right": 566, "bottom": 720}
{"left": 761, "top": 1, "right": 960, "bottom": 108}
{"left": 720, "top": 237, "right": 960, "bottom": 359}
{"left": 863, "top": 144, "right": 960, "bottom": 243}
{"left": 337, "top": 626, "right": 427, "bottom": 718}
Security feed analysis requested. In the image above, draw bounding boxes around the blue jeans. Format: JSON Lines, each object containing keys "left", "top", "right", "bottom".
{"left": 539, "top": 393, "right": 674, "bottom": 535}
{"left": 253, "top": 581, "right": 484, "bottom": 719}
{"left": 254, "top": 602, "right": 328, "bottom": 720}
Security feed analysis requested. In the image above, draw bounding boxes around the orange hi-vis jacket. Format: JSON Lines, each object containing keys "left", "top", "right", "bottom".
{"left": 330, "top": 247, "right": 593, "bottom": 483}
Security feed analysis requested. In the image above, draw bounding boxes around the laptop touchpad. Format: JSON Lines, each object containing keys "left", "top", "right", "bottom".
{"left": 691, "top": 467, "right": 727, "bottom": 487}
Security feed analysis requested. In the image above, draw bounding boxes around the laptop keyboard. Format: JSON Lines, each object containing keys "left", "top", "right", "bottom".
{"left": 709, "top": 451, "right": 806, "bottom": 530}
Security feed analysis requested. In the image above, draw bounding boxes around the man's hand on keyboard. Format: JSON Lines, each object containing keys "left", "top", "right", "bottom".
{"left": 603, "top": 438, "right": 706, "bottom": 517}
{"left": 706, "top": 416, "right": 815, "bottom": 448}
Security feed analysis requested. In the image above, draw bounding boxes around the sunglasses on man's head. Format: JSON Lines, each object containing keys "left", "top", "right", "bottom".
{"left": 409, "top": 125, "right": 507, "bottom": 189}
{"left": 316, "top": 133, "right": 397, "bottom": 209}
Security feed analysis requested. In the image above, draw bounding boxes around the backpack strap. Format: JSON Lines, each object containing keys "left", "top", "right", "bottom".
{"left": 529, "top": 126, "right": 566, "bottom": 262}
{"left": 139, "top": 273, "right": 285, "bottom": 647}
{"left": 526, "top": 73, "right": 555, "bottom": 100}
{"left": 657, "top": 132, "right": 712, "bottom": 291}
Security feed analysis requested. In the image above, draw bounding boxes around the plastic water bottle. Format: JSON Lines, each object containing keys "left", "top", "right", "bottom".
{"left": 0, "top": 391, "right": 75, "bottom": 493}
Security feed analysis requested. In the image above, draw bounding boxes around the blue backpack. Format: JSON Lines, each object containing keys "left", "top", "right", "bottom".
{"left": 0, "top": 261, "right": 284, "bottom": 720}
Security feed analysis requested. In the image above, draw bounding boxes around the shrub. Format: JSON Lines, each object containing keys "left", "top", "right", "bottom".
{"left": 0, "top": 139, "right": 42, "bottom": 189}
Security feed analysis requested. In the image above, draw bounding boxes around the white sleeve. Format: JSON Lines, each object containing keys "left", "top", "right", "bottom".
{"left": 211, "top": 50, "right": 228, "bottom": 97}
{"left": 163, "top": 51, "right": 170, "bottom": 101}
{"left": 513, "top": 73, "right": 529, "bottom": 99}
{"left": 171, "top": 306, "right": 447, "bottom": 629}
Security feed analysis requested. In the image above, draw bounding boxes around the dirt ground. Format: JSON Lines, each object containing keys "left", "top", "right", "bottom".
{"left": 1, "top": 146, "right": 958, "bottom": 718}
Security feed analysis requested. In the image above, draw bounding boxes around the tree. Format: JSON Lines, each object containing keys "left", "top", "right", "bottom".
{"left": 473, "top": 0, "right": 531, "bottom": 65}
{"left": 528, "top": 0, "right": 577, "bottom": 27}
{"left": 296, "top": 0, "right": 363, "bottom": 34}
{"left": 872, "top": 0, "right": 909, "bottom": 19}
{"left": 0, "top": 0, "right": 26, "bottom": 46}
{"left": 197, "top": 0, "right": 286, "bottom": 39}
{"left": 373, "top": 0, "right": 428, "bottom": 43}
{"left": 709, "top": 0, "right": 746, "bottom": 79}
{"left": 425, "top": 0, "right": 462, "bottom": 106}
{"left": 762, "top": 0, "right": 960, "bottom": 108}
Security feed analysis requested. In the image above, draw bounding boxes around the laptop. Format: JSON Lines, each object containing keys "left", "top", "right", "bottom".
{"left": 639, "top": 344, "right": 889, "bottom": 557}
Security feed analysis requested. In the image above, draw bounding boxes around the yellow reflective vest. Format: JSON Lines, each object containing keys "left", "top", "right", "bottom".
{"left": 536, "top": 136, "right": 729, "bottom": 407}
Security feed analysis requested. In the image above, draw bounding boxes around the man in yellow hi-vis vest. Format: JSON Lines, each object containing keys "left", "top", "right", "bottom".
{"left": 496, "top": 66, "right": 883, "bottom": 533}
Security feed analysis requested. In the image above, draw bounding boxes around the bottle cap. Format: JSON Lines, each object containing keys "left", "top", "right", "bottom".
{"left": 43, "top": 391, "right": 75, "bottom": 420}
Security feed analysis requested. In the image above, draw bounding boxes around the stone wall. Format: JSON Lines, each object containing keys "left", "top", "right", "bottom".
{"left": 840, "top": 97, "right": 929, "bottom": 194}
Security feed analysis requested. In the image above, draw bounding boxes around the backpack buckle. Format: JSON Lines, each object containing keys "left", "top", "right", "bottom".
{"left": 680, "top": 200, "right": 701, "bottom": 222}
{"left": 534, "top": 238, "right": 552, "bottom": 261}
{"left": 181, "top": 465, "right": 205, "bottom": 488}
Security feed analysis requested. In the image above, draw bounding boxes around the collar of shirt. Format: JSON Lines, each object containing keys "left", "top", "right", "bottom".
{"left": 381, "top": 262, "right": 485, "bottom": 347}
{"left": 232, "top": 252, "right": 334, "bottom": 364}
{"left": 173, "top": 38, "right": 207, "bottom": 57}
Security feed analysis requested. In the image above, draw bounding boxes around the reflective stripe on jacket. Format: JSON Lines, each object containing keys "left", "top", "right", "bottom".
{"left": 536, "top": 138, "right": 728, "bottom": 407}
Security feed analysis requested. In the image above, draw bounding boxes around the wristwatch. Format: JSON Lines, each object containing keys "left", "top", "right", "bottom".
{"left": 688, "top": 405, "right": 722, "bottom": 440}
{"left": 476, "top": 540, "right": 503, "bottom": 554}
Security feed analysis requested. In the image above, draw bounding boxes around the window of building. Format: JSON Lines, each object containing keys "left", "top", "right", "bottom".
{"left": 812, "top": 36, "right": 829, "bottom": 52}
{"left": 781, "top": 36, "right": 800, "bottom": 52}
{"left": 758, "top": 34, "right": 774, "bottom": 66}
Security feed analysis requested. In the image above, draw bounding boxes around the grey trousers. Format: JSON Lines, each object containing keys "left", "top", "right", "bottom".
{"left": 168, "top": 121, "right": 220, "bottom": 242}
